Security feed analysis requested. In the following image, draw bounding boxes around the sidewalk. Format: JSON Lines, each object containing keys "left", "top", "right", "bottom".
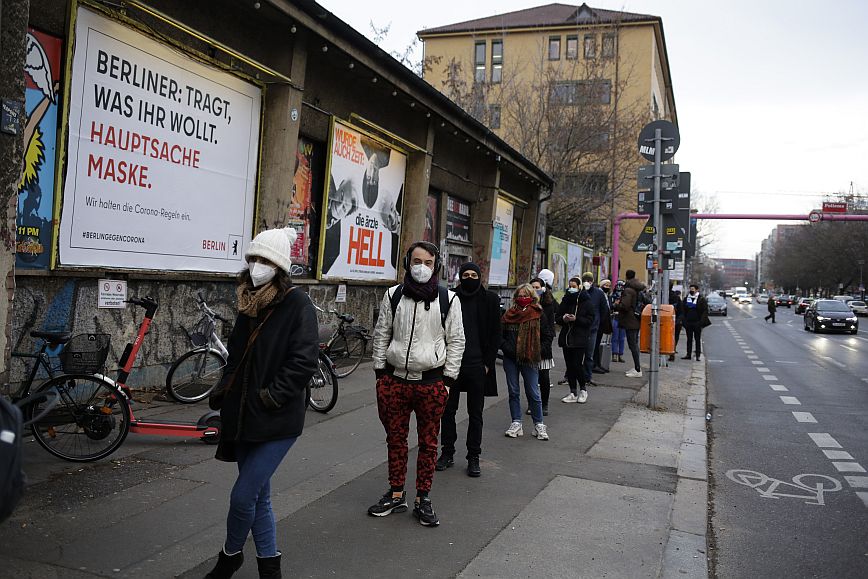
{"left": 1, "top": 351, "right": 708, "bottom": 578}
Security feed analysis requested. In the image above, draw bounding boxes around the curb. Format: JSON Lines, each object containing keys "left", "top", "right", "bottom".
{"left": 661, "top": 358, "right": 709, "bottom": 578}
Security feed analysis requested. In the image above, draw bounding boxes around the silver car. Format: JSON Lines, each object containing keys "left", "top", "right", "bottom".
{"left": 707, "top": 294, "right": 727, "bottom": 316}
{"left": 849, "top": 300, "right": 867, "bottom": 316}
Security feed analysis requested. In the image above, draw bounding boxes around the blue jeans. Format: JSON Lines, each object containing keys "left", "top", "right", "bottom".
{"left": 584, "top": 328, "right": 598, "bottom": 381}
{"left": 225, "top": 437, "right": 296, "bottom": 557}
{"left": 611, "top": 319, "right": 626, "bottom": 355}
{"left": 504, "top": 357, "right": 542, "bottom": 424}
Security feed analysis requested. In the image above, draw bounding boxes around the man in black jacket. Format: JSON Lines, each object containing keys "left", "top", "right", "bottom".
{"left": 682, "top": 283, "right": 709, "bottom": 361}
{"left": 436, "top": 262, "right": 501, "bottom": 478}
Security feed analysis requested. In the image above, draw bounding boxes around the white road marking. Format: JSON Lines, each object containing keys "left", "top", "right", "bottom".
{"left": 752, "top": 361, "right": 764, "bottom": 365}
{"left": 757, "top": 367, "right": 770, "bottom": 372}
{"left": 840, "top": 345, "right": 858, "bottom": 352}
{"left": 748, "top": 355, "right": 759, "bottom": 359}
{"left": 762, "top": 375, "right": 778, "bottom": 381}
{"left": 780, "top": 396, "right": 801, "bottom": 405}
{"left": 863, "top": 378, "right": 868, "bottom": 383}
{"left": 774, "top": 360, "right": 798, "bottom": 364}
{"left": 845, "top": 476, "right": 868, "bottom": 488}
{"left": 823, "top": 450, "right": 853, "bottom": 460}
{"left": 745, "top": 350, "right": 755, "bottom": 354}
{"left": 821, "top": 356, "right": 846, "bottom": 368}
{"left": 857, "top": 492, "right": 868, "bottom": 508}
{"left": 707, "top": 359, "right": 726, "bottom": 363}
{"left": 809, "top": 433, "right": 842, "bottom": 448}
{"left": 832, "top": 462, "right": 866, "bottom": 473}
{"left": 792, "top": 411, "right": 814, "bottom": 422}
{"left": 771, "top": 385, "right": 789, "bottom": 391}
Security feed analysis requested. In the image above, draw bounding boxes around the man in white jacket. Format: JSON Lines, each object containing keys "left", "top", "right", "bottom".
{"left": 367, "top": 241, "right": 465, "bottom": 527}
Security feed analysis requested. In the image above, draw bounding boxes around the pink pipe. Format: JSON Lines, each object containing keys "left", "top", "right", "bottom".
{"left": 610, "top": 212, "right": 868, "bottom": 282}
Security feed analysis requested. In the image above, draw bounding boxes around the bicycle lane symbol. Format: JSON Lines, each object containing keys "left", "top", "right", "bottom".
{"left": 726, "top": 469, "right": 842, "bottom": 506}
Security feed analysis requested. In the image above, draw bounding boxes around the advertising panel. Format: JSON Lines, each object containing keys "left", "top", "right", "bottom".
{"left": 289, "top": 136, "right": 322, "bottom": 277}
{"left": 59, "top": 8, "right": 261, "bottom": 272}
{"left": 446, "top": 196, "right": 471, "bottom": 243}
{"left": 17, "top": 29, "right": 63, "bottom": 269}
{"left": 489, "top": 197, "right": 513, "bottom": 285}
{"left": 423, "top": 192, "right": 439, "bottom": 244}
{"left": 547, "top": 236, "right": 569, "bottom": 295}
{"left": 319, "top": 119, "right": 405, "bottom": 281}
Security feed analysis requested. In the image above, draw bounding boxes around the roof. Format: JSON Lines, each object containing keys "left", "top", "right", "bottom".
{"left": 417, "top": 3, "right": 659, "bottom": 36}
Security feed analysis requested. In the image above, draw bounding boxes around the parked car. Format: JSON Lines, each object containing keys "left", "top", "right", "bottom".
{"left": 756, "top": 293, "right": 769, "bottom": 304}
{"left": 804, "top": 299, "right": 859, "bottom": 334}
{"left": 795, "top": 297, "right": 814, "bottom": 315}
{"left": 707, "top": 294, "right": 727, "bottom": 316}
{"left": 774, "top": 295, "right": 793, "bottom": 308}
{"left": 849, "top": 300, "right": 868, "bottom": 316}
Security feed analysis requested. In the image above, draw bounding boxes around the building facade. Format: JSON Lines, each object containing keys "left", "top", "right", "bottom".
{"left": 417, "top": 2, "right": 678, "bottom": 282}
{"left": 717, "top": 258, "right": 756, "bottom": 293}
{"left": 3, "top": 0, "right": 551, "bottom": 386}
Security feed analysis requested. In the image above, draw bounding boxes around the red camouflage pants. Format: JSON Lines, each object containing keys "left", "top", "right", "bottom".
{"left": 376, "top": 374, "right": 449, "bottom": 493}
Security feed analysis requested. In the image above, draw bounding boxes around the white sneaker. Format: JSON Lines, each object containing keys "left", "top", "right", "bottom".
{"left": 561, "top": 392, "right": 579, "bottom": 403}
{"left": 626, "top": 369, "right": 643, "bottom": 378}
{"left": 533, "top": 423, "right": 549, "bottom": 441}
{"left": 505, "top": 421, "right": 523, "bottom": 438}
{"left": 577, "top": 390, "right": 588, "bottom": 404}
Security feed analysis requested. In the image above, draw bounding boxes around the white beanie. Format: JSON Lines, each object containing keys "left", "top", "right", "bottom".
{"left": 245, "top": 227, "right": 297, "bottom": 273}
{"left": 538, "top": 268, "right": 555, "bottom": 288}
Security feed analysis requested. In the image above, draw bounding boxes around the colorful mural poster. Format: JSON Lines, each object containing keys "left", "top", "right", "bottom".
{"left": 289, "top": 136, "right": 322, "bottom": 276}
{"left": 17, "top": 29, "right": 63, "bottom": 269}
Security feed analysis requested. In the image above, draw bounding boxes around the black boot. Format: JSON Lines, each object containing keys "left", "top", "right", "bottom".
{"left": 205, "top": 549, "right": 243, "bottom": 579}
{"left": 467, "top": 455, "right": 481, "bottom": 477}
{"left": 435, "top": 452, "right": 454, "bottom": 471}
{"left": 256, "top": 553, "right": 282, "bottom": 579}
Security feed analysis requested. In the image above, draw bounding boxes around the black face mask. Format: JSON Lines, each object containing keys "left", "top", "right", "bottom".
{"left": 460, "top": 277, "right": 481, "bottom": 293}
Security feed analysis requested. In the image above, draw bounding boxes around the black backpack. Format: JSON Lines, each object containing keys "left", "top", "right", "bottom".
{"left": 388, "top": 284, "right": 455, "bottom": 329}
{"left": 0, "top": 396, "right": 24, "bottom": 523}
{"left": 633, "top": 289, "right": 652, "bottom": 317}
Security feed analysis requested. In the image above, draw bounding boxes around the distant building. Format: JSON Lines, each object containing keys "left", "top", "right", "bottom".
{"left": 718, "top": 258, "right": 756, "bottom": 292}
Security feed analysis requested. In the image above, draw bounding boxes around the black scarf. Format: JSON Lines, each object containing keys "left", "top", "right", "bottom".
{"left": 402, "top": 270, "right": 439, "bottom": 302}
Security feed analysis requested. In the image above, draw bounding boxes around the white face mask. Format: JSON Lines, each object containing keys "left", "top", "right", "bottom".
{"left": 583, "top": 281, "right": 592, "bottom": 291}
{"left": 250, "top": 262, "right": 277, "bottom": 287}
{"left": 410, "top": 263, "right": 433, "bottom": 283}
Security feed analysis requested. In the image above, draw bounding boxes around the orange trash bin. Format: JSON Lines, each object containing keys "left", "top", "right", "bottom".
{"left": 640, "top": 304, "right": 675, "bottom": 354}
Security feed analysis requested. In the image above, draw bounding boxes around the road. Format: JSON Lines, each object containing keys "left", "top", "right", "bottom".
{"left": 706, "top": 299, "right": 868, "bottom": 578}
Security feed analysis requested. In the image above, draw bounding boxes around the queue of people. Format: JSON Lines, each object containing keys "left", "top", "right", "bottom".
{"left": 206, "top": 233, "right": 703, "bottom": 578}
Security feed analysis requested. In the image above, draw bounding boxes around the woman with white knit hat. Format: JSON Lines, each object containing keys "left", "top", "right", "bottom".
{"left": 207, "top": 226, "right": 319, "bottom": 579}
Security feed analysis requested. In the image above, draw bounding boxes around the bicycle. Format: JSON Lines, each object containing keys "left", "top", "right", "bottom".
{"left": 307, "top": 348, "right": 338, "bottom": 413}
{"left": 22, "top": 297, "right": 219, "bottom": 462}
{"left": 312, "top": 303, "right": 371, "bottom": 378}
{"left": 165, "top": 292, "right": 229, "bottom": 403}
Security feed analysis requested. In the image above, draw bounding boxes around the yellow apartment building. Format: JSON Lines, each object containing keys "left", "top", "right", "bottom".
{"left": 418, "top": 3, "right": 678, "bottom": 281}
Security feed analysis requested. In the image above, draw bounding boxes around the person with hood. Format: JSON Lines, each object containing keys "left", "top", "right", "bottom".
{"left": 436, "top": 262, "right": 501, "bottom": 478}
{"left": 530, "top": 269, "right": 558, "bottom": 415}
{"left": 615, "top": 269, "right": 645, "bottom": 378}
{"left": 682, "top": 283, "right": 710, "bottom": 361}
{"left": 368, "top": 241, "right": 465, "bottom": 527}
{"left": 501, "top": 283, "right": 553, "bottom": 440}
{"left": 556, "top": 276, "right": 595, "bottom": 403}
{"left": 610, "top": 280, "right": 627, "bottom": 363}
{"left": 206, "top": 227, "right": 319, "bottom": 579}
{"left": 592, "top": 279, "right": 614, "bottom": 373}
{"left": 580, "top": 272, "right": 609, "bottom": 385}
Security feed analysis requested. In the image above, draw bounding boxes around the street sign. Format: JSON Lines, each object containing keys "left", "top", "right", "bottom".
{"left": 822, "top": 201, "right": 847, "bottom": 213}
{"left": 638, "top": 120, "right": 680, "bottom": 162}
{"left": 633, "top": 214, "right": 686, "bottom": 252}
{"left": 637, "top": 164, "right": 679, "bottom": 191}
{"left": 809, "top": 210, "right": 822, "bottom": 223}
{"left": 637, "top": 191, "right": 673, "bottom": 215}
{"left": 677, "top": 172, "right": 691, "bottom": 210}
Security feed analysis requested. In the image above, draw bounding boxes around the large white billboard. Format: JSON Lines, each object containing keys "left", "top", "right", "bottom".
{"left": 489, "top": 197, "right": 513, "bottom": 286}
{"left": 59, "top": 8, "right": 261, "bottom": 272}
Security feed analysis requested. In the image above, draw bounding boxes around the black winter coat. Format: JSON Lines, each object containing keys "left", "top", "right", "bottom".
{"left": 457, "top": 287, "right": 502, "bottom": 396}
{"left": 500, "top": 306, "right": 554, "bottom": 364}
{"left": 556, "top": 290, "right": 595, "bottom": 348}
{"left": 219, "top": 288, "right": 319, "bottom": 443}
{"left": 539, "top": 295, "right": 558, "bottom": 360}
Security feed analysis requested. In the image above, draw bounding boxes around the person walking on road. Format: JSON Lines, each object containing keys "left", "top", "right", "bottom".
{"left": 502, "top": 283, "right": 553, "bottom": 440}
{"left": 765, "top": 295, "right": 777, "bottom": 323}
{"left": 437, "top": 262, "right": 501, "bottom": 478}
{"left": 207, "top": 227, "right": 319, "bottom": 579}
{"left": 530, "top": 272, "right": 558, "bottom": 415}
{"left": 557, "top": 277, "right": 595, "bottom": 403}
{"left": 581, "top": 272, "right": 609, "bottom": 384}
{"left": 610, "top": 280, "right": 627, "bottom": 364}
{"left": 615, "top": 270, "right": 645, "bottom": 378}
{"left": 682, "top": 284, "right": 710, "bottom": 361}
{"left": 368, "top": 241, "right": 465, "bottom": 527}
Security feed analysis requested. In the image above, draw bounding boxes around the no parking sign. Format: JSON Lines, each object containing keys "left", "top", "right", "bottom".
{"left": 98, "top": 279, "right": 127, "bottom": 308}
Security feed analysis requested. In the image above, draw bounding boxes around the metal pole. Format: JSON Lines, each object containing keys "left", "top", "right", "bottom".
{"left": 649, "top": 128, "right": 663, "bottom": 409}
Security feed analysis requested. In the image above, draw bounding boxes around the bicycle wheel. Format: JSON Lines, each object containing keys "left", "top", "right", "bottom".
{"left": 307, "top": 353, "right": 338, "bottom": 413}
{"left": 330, "top": 333, "right": 367, "bottom": 378}
{"left": 29, "top": 374, "right": 130, "bottom": 462}
{"left": 166, "top": 348, "right": 226, "bottom": 403}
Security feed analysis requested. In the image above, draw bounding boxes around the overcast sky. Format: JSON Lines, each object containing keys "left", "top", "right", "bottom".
{"left": 320, "top": 0, "right": 868, "bottom": 260}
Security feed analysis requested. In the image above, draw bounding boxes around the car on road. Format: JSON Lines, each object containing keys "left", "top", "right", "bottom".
{"left": 849, "top": 300, "right": 867, "bottom": 316}
{"left": 832, "top": 295, "right": 855, "bottom": 305}
{"left": 804, "top": 299, "right": 859, "bottom": 334}
{"left": 774, "top": 294, "right": 793, "bottom": 308}
{"left": 795, "top": 297, "right": 814, "bottom": 315}
{"left": 756, "top": 293, "right": 769, "bottom": 304}
{"left": 707, "top": 293, "right": 727, "bottom": 316}
{"left": 735, "top": 293, "right": 752, "bottom": 305}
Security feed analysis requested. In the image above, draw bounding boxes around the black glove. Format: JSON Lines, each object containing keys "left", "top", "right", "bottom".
{"left": 443, "top": 376, "right": 456, "bottom": 389}
{"left": 375, "top": 368, "right": 388, "bottom": 379}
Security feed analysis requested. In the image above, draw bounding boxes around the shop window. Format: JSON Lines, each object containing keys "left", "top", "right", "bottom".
{"left": 548, "top": 36, "right": 561, "bottom": 60}
{"left": 491, "top": 39, "right": 503, "bottom": 83}
{"left": 474, "top": 41, "right": 486, "bottom": 83}
{"left": 566, "top": 35, "right": 578, "bottom": 60}
{"left": 602, "top": 34, "right": 616, "bottom": 58}
{"left": 446, "top": 196, "right": 472, "bottom": 243}
{"left": 584, "top": 34, "right": 596, "bottom": 59}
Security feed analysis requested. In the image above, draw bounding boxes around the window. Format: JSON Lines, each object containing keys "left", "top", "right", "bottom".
{"left": 548, "top": 36, "right": 561, "bottom": 60}
{"left": 474, "top": 41, "right": 486, "bottom": 83}
{"left": 602, "top": 34, "right": 615, "bottom": 58}
{"left": 584, "top": 34, "right": 596, "bottom": 58}
{"left": 566, "top": 35, "right": 578, "bottom": 59}
{"left": 652, "top": 94, "right": 660, "bottom": 119}
{"left": 491, "top": 39, "right": 503, "bottom": 83}
{"left": 489, "top": 104, "right": 501, "bottom": 129}
{"left": 549, "top": 80, "right": 611, "bottom": 105}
